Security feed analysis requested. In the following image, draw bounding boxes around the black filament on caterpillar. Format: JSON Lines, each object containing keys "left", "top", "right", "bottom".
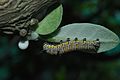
{"left": 43, "top": 38, "right": 100, "bottom": 55}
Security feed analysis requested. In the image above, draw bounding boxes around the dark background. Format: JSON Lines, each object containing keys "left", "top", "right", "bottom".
{"left": 0, "top": 0, "right": 120, "bottom": 80}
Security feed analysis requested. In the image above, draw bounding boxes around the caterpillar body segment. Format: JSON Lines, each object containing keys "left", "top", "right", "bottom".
{"left": 43, "top": 38, "right": 100, "bottom": 55}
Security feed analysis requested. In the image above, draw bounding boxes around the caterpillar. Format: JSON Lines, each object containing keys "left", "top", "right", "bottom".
{"left": 43, "top": 38, "right": 100, "bottom": 55}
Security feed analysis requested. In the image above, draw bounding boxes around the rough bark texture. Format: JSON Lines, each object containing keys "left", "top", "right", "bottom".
{"left": 0, "top": 0, "right": 60, "bottom": 34}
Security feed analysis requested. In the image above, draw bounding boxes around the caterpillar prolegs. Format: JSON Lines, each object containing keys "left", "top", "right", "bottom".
{"left": 43, "top": 38, "right": 100, "bottom": 55}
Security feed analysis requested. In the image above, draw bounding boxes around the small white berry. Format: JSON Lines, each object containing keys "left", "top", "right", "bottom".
{"left": 18, "top": 40, "right": 29, "bottom": 50}
{"left": 27, "top": 32, "right": 39, "bottom": 40}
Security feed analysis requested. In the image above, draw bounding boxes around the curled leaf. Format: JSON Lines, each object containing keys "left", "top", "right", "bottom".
{"left": 35, "top": 5, "right": 63, "bottom": 35}
{"left": 47, "top": 23, "right": 120, "bottom": 53}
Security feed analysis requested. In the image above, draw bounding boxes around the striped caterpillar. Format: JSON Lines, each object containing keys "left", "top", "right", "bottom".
{"left": 43, "top": 38, "right": 100, "bottom": 55}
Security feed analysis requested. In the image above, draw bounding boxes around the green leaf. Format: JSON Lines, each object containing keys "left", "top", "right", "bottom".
{"left": 55, "top": 66, "right": 66, "bottom": 80}
{"left": 35, "top": 5, "right": 63, "bottom": 35}
{"left": 47, "top": 23, "right": 120, "bottom": 53}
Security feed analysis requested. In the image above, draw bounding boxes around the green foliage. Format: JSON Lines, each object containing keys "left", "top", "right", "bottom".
{"left": 46, "top": 23, "right": 120, "bottom": 53}
{"left": 35, "top": 5, "right": 63, "bottom": 35}
{"left": 0, "top": 37, "right": 19, "bottom": 59}
{"left": 55, "top": 66, "right": 66, "bottom": 80}
{"left": 0, "top": 66, "right": 10, "bottom": 80}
